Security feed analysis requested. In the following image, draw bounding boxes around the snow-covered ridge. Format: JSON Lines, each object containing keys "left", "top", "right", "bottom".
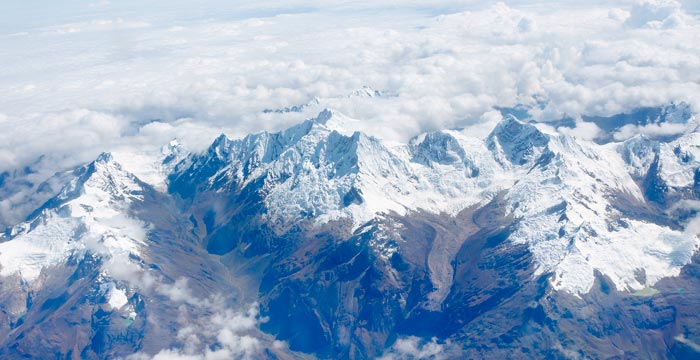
{"left": 1, "top": 107, "right": 699, "bottom": 297}
{"left": 170, "top": 109, "right": 700, "bottom": 295}
{"left": 171, "top": 109, "right": 508, "bottom": 228}
{"left": 0, "top": 153, "right": 148, "bottom": 284}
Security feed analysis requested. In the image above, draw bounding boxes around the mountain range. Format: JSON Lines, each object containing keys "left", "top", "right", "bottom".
{"left": 1, "top": 104, "right": 699, "bottom": 359}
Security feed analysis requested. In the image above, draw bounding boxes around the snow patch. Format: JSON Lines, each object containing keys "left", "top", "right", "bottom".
{"left": 101, "top": 282, "right": 129, "bottom": 309}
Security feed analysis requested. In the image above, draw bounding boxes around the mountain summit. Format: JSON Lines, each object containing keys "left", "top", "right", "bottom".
{"left": 1, "top": 108, "right": 699, "bottom": 359}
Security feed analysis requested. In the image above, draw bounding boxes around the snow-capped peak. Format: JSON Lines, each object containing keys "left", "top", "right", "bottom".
{"left": 307, "top": 108, "right": 361, "bottom": 137}
{"left": 349, "top": 85, "right": 382, "bottom": 98}
{"left": 487, "top": 115, "right": 550, "bottom": 166}
{"left": 410, "top": 130, "right": 480, "bottom": 177}
{"left": 169, "top": 109, "right": 700, "bottom": 296}
{"left": 109, "top": 139, "right": 188, "bottom": 192}
{"left": 171, "top": 109, "right": 504, "bottom": 229}
{"left": 0, "top": 153, "right": 148, "bottom": 284}
{"left": 5, "top": 107, "right": 698, "bottom": 301}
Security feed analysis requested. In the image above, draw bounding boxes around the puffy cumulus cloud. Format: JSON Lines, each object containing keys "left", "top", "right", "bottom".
{"left": 0, "top": 109, "right": 126, "bottom": 172}
{"left": 378, "top": 336, "right": 455, "bottom": 360}
{"left": 125, "top": 293, "right": 267, "bottom": 360}
{"left": 613, "top": 121, "right": 689, "bottom": 140}
{"left": 1, "top": 0, "right": 700, "bottom": 226}
{"left": 140, "top": 303, "right": 264, "bottom": 360}
{"left": 115, "top": 272, "right": 278, "bottom": 359}
{"left": 625, "top": 0, "right": 688, "bottom": 28}
{"left": 459, "top": 110, "right": 505, "bottom": 138}
{"left": 557, "top": 120, "right": 604, "bottom": 141}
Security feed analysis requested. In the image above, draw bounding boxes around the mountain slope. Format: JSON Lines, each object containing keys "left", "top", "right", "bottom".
{"left": 0, "top": 152, "right": 291, "bottom": 359}
{"left": 0, "top": 107, "right": 699, "bottom": 359}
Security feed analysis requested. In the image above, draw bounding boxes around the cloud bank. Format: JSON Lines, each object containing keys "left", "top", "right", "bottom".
{"left": 2, "top": 0, "right": 699, "bottom": 228}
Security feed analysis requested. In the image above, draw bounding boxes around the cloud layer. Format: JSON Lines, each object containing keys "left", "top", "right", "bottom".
{"left": 1, "top": 3, "right": 699, "bottom": 213}
{"left": 2, "top": 1, "right": 699, "bottom": 153}
{"left": 2, "top": 0, "right": 699, "bottom": 232}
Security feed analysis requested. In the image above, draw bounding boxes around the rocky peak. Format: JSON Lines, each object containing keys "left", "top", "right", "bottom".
{"left": 487, "top": 115, "right": 550, "bottom": 166}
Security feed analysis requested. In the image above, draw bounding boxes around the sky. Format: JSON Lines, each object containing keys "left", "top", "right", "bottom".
{"left": 0, "top": 0, "right": 699, "bottom": 227}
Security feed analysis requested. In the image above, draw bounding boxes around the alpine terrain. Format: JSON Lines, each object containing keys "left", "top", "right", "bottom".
{"left": 1, "top": 104, "right": 700, "bottom": 359}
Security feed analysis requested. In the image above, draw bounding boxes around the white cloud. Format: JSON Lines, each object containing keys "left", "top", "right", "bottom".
{"left": 625, "top": 0, "right": 687, "bottom": 28}
{"left": 459, "top": 110, "right": 503, "bottom": 138}
{"left": 558, "top": 120, "right": 604, "bottom": 141}
{"left": 670, "top": 200, "right": 700, "bottom": 238}
{"left": 613, "top": 121, "right": 689, "bottom": 140}
{"left": 125, "top": 280, "right": 267, "bottom": 360}
{"left": 149, "top": 303, "right": 264, "bottom": 360}
{"left": 1, "top": 0, "right": 699, "bottom": 227}
{"left": 45, "top": 18, "right": 150, "bottom": 35}
{"left": 378, "top": 336, "right": 450, "bottom": 360}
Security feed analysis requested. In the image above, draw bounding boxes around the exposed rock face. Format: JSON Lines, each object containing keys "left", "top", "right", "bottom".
{"left": 0, "top": 106, "right": 699, "bottom": 359}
